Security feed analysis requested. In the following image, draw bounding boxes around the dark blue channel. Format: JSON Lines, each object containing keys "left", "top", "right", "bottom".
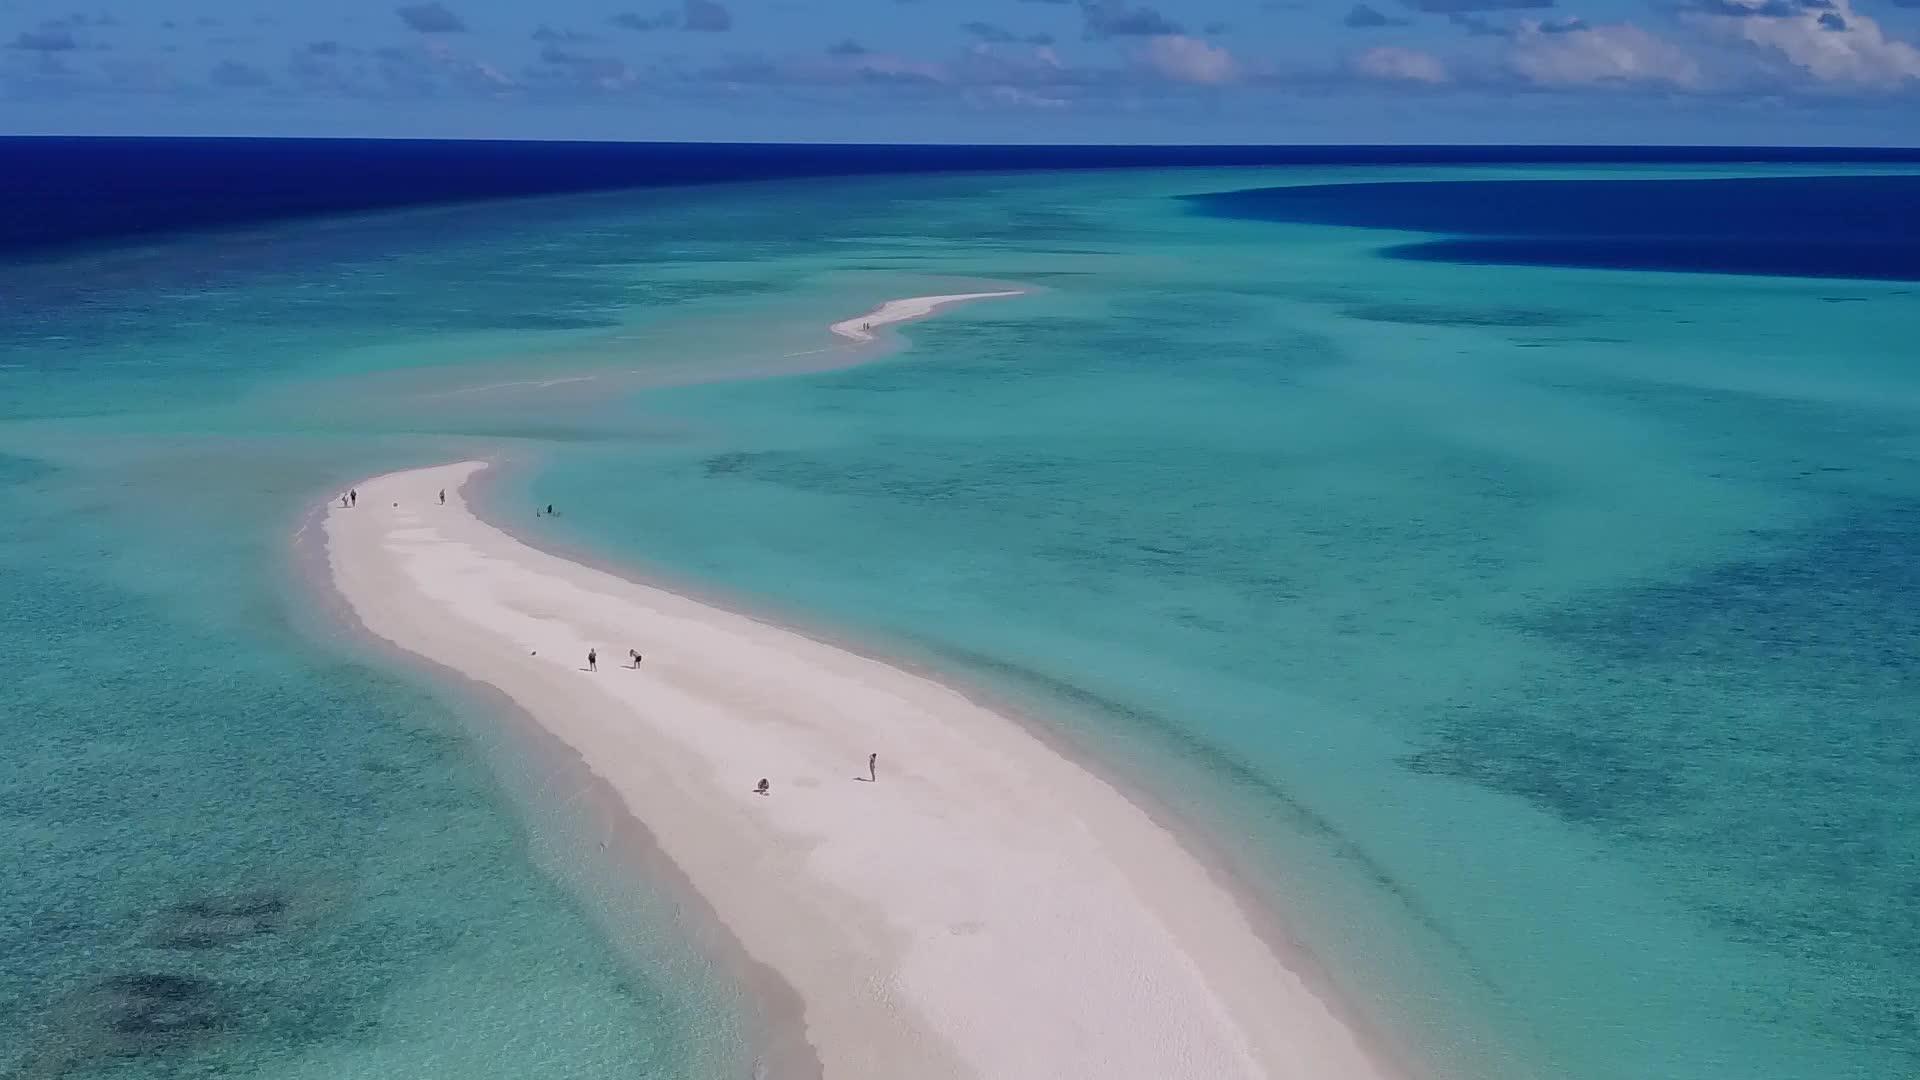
{"left": 1188, "top": 174, "right": 1920, "bottom": 282}
{"left": 5, "top": 138, "right": 1919, "bottom": 255}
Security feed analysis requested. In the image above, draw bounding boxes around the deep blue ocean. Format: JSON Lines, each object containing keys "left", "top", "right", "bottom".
{"left": 6, "top": 137, "right": 1920, "bottom": 252}
{"left": 1189, "top": 174, "right": 1920, "bottom": 280}
{"left": 3, "top": 141, "right": 1917, "bottom": 1080}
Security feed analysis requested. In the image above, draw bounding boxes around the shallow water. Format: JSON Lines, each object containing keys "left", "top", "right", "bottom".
{"left": 0, "top": 442, "right": 747, "bottom": 1079}
{"left": 4, "top": 162, "right": 1917, "bottom": 1079}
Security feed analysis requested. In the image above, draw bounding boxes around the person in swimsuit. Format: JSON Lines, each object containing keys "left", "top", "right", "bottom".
{"left": 587, "top": 648, "right": 597, "bottom": 672}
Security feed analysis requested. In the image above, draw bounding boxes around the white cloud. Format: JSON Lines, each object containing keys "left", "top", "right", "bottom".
{"left": 960, "top": 41, "right": 1067, "bottom": 84}
{"left": 423, "top": 39, "right": 517, "bottom": 90}
{"left": 839, "top": 50, "right": 946, "bottom": 82}
{"left": 395, "top": 3, "right": 466, "bottom": 34}
{"left": 1351, "top": 45, "right": 1450, "bottom": 83}
{"left": 1141, "top": 34, "right": 1236, "bottom": 84}
{"left": 1507, "top": 22, "right": 1704, "bottom": 87}
{"left": 1691, "top": 0, "right": 1920, "bottom": 87}
{"left": 974, "top": 85, "right": 1070, "bottom": 108}
{"left": 705, "top": 48, "right": 948, "bottom": 87}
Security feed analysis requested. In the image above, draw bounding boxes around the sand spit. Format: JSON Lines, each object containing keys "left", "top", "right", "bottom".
{"left": 323, "top": 459, "right": 1405, "bottom": 1080}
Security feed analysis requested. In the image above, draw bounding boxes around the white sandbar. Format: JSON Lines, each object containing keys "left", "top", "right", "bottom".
{"left": 828, "top": 291, "right": 1024, "bottom": 342}
{"left": 324, "top": 462, "right": 1406, "bottom": 1080}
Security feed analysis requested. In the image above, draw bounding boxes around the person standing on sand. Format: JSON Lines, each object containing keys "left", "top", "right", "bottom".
{"left": 868, "top": 753, "right": 877, "bottom": 782}
{"left": 349, "top": 489, "right": 357, "bottom": 507}
{"left": 587, "top": 648, "right": 597, "bottom": 672}
{"left": 439, "top": 489, "right": 445, "bottom": 505}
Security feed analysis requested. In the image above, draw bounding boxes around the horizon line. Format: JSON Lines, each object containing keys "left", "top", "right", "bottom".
{"left": 4, "top": 134, "right": 1920, "bottom": 152}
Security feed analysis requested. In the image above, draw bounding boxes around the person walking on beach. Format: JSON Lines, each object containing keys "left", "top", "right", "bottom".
{"left": 867, "top": 753, "right": 877, "bottom": 783}
{"left": 339, "top": 493, "right": 349, "bottom": 508}
{"left": 587, "top": 648, "right": 598, "bottom": 672}
{"left": 439, "top": 489, "right": 445, "bottom": 505}
{"left": 349, "top": 488, "right": 357, "bottom": 507}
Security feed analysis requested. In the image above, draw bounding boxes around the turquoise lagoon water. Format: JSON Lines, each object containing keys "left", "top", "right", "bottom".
{"left": 4, "top": 165, "right": 1917, "bottom": 1079}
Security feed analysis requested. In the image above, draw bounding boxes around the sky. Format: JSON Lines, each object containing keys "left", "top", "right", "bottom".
{"left": 1, "top": 0, "right": 1917, "bottom": 143}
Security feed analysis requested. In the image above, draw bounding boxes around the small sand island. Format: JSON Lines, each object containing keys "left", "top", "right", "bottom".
{"left": 322, "top": 298, "right": 1401, "bottom": 1080}
{"left": 829, "top": 291, "right": 1025, "bottom": 343}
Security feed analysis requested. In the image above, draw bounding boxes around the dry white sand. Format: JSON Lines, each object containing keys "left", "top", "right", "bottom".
{"left": 324, "top": 461, "right": 1407, "bottom": 1080}
{"left": 828, "top": 291, "right": 1024, "bottom": 343}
